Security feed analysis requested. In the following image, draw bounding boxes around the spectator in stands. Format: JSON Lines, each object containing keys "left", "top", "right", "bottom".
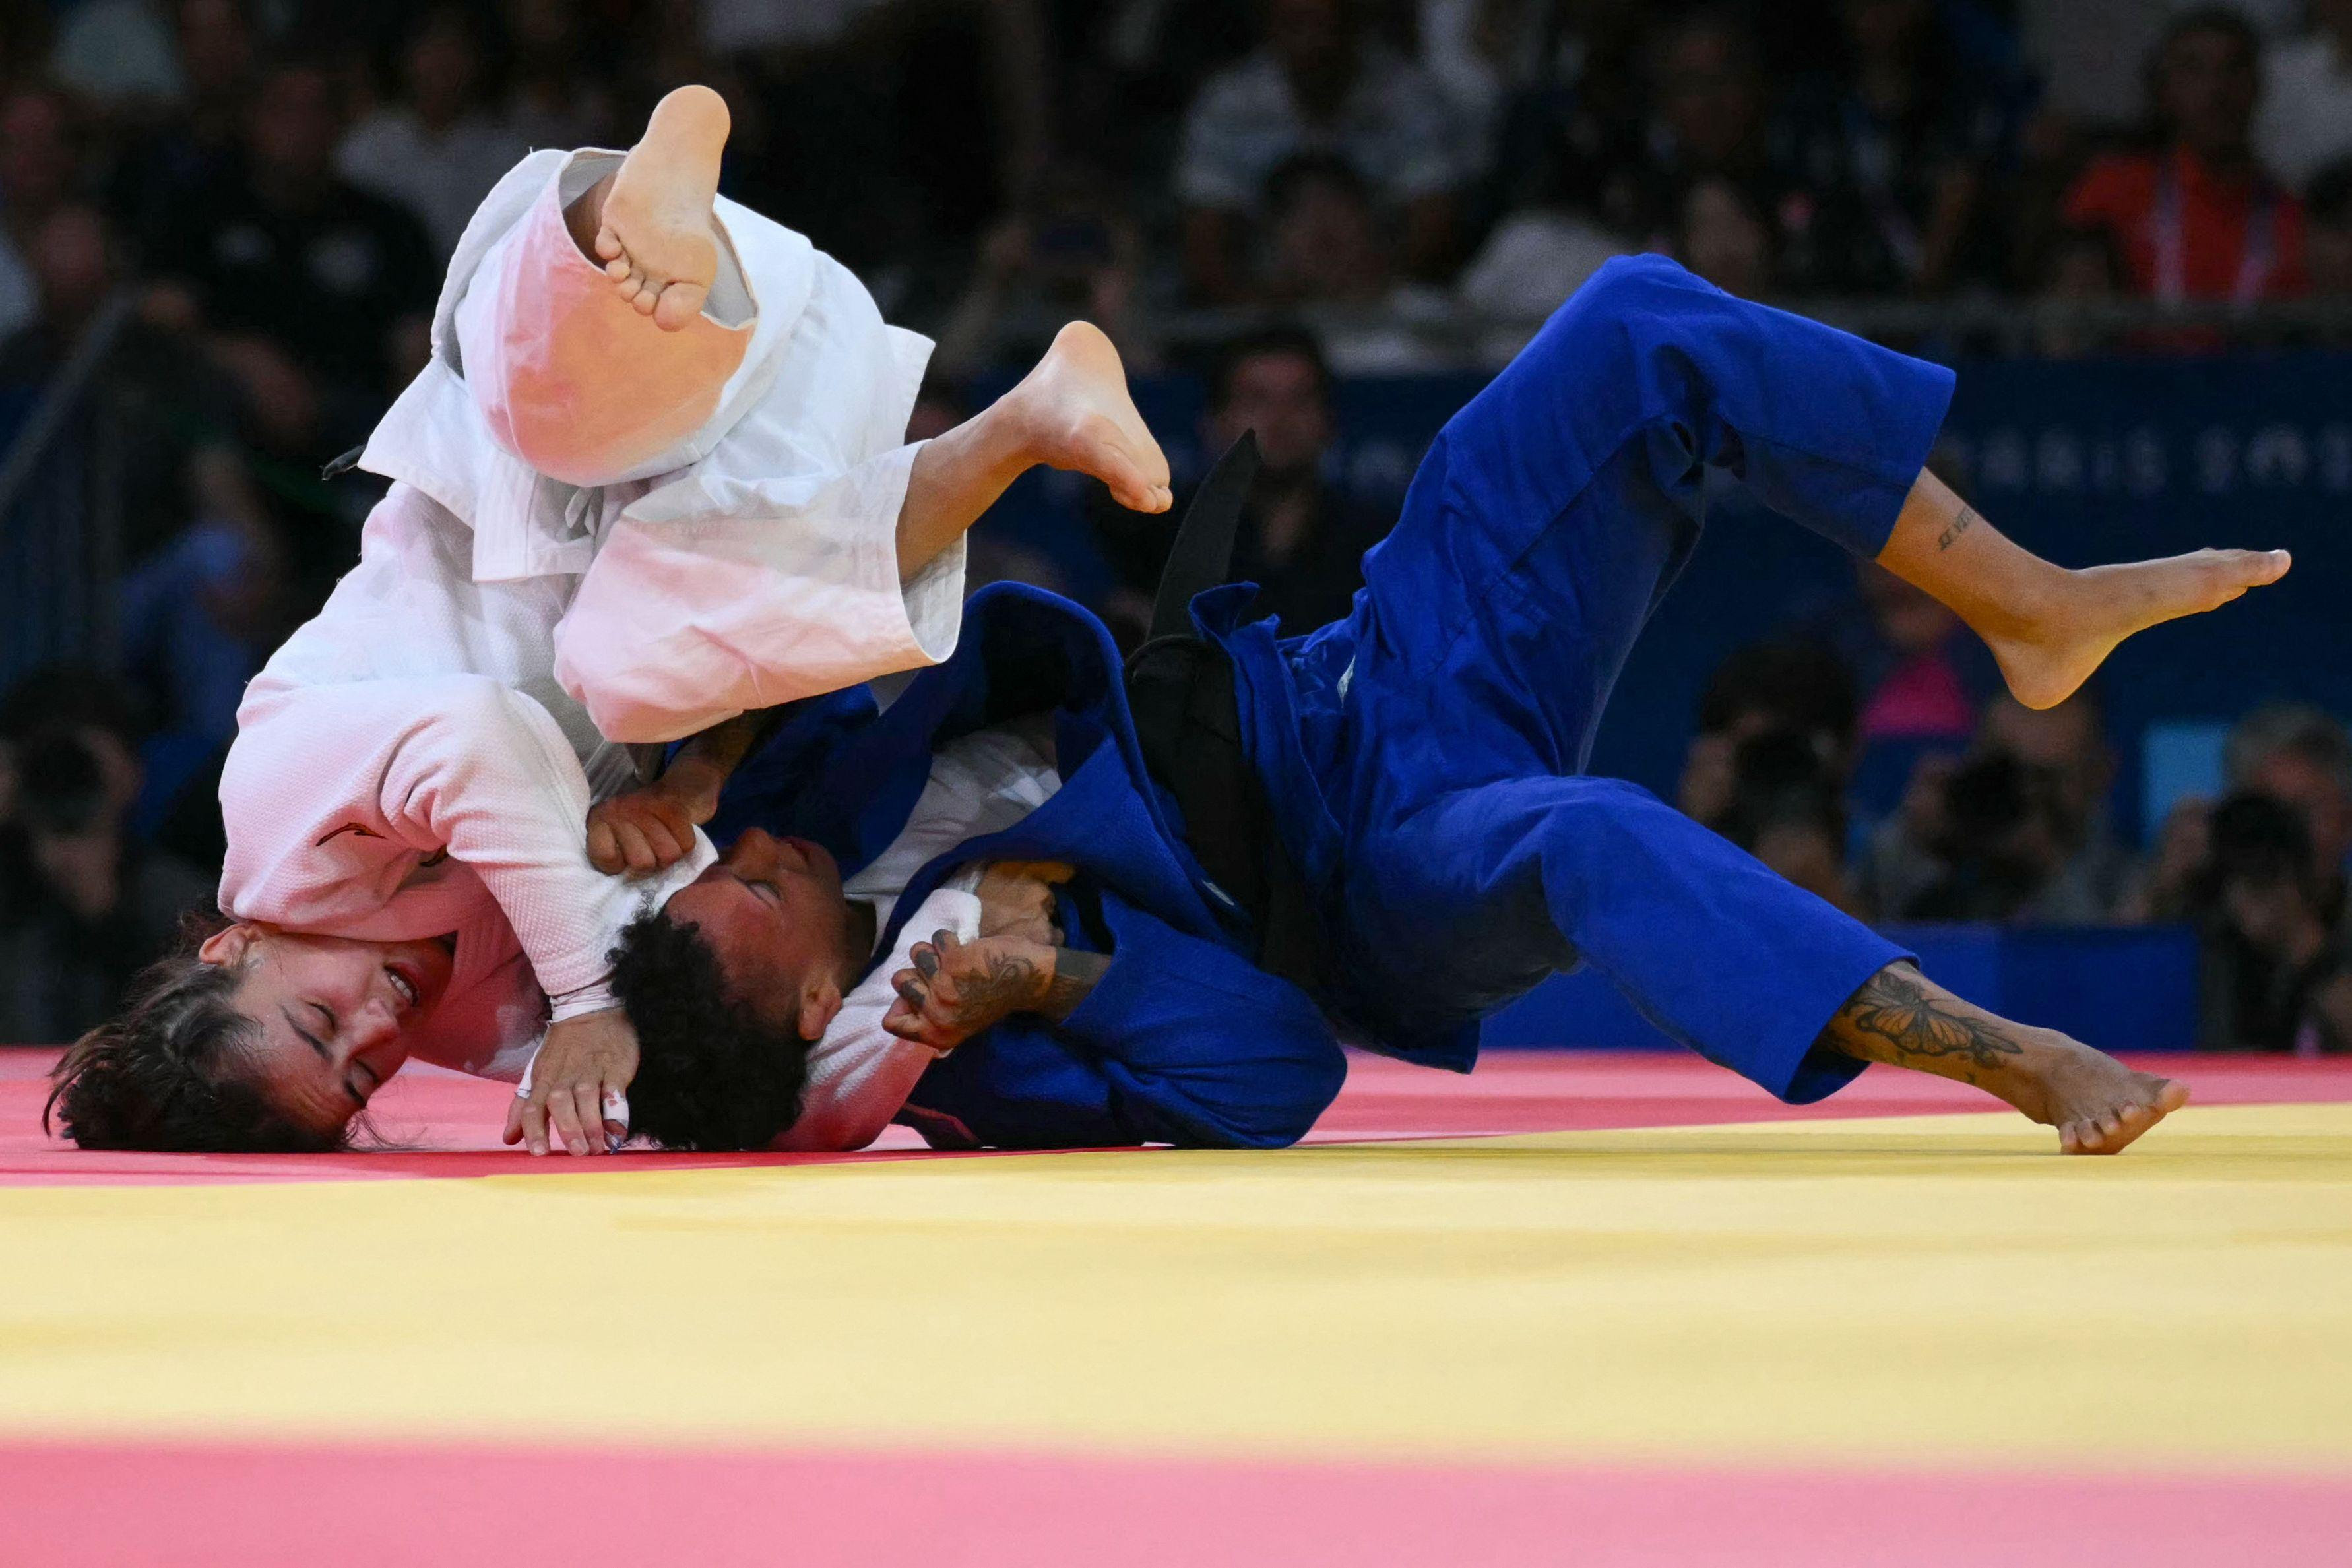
{"left": 1632, "top": 9, "right": 1783, "bottom": 243}
{"left": 2028, "top": 223, "right": 2128, "bottom": 357}
{"left": 1259, "top": 152, "right": 1454, "bottom": 371}
{"left": 1803, "top": 559, "right": 2000, "bottom": 880}
{"left": 1980, "top": 690, "right": 2130, "bottom": 914}
{"left": 2229, "top": 701, "right": 2352, "bottom": 908}
{"left": 2192, "top": 791, "right": 2352, "bottom": 1053}
{"left": 48, "top": 0, "right": 181, "bottom": 116}
{"left": 1420, "top": 0, "right": 1556, "bottom": 157}
{"left": 1670, "top": 175, "right": 1775, "bottom": 298}
{"left": 1101, "top": 327, "right": 1389, "bottom": 637}
{"left": 0, "top": 203, "right": 263, "bottom": 569}
{"left": 0, "top": 86, "right": 83, "bottom": 343}
{"left": 1055, "top": 0, "right": 1257, "bottom": 183}
{"left": 2062, "top": 9, "right": 2308, "bottom": 307}
{"left": 337, "top": 4, "right": 532, "bottom": 259}
{"left": 2307, "top": 159, "right": 2352, "bottom": 302}
{"left": 150, "top": 53, "right": 439, "bottom": 451}
{"left": 1678, "top": 639, "right": 1861, "bottom": 824}
{"left": 1868, "top": 691, "right": 2117, "bottom": 924}
{"left": 0, "top": 201, "right": 282, "bottom": 844}
{"left": 499, "top": 0, "right": 619, "bottom": 150}
{"left": 2118, "top": 703, "right": 2352, "bottom": 927}
{"left": 1177, "top": 0, "right": 1464, "bottom": 302}
{"left": 2255, "top": 0, "right": 2352, "bottom": 193}
{"left": 107, "top": 0, "right": 257, "bottom": 264}
{"left": 931, "top": 164, "right": 1154, "bottom": 381}
{"left": 1199, "top": 325, "right": 1395, "bottom": 633}
{"left": 1776, "top": 0, "right": 2022, "bottom": 295}
{"left": 1480, "top": 0, "right": 1649, "bottom": 221}
{"left": 719, "top": 0, "right": 1052, "bottom": 276}
{"left": 1716, "top": 728, "right": 1866, "bottom": 917}
{"left": 1828, "top": 562, "right": 2000, "bottom": 753}
{"left": 0, "top": 670, "right": 214, "bottom": 1046}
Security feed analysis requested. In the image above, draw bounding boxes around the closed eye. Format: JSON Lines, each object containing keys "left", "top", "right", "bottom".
{"left": 751, "top": 880, "right": 782, "bottom": 908}
{"left": 283, "top": 1007, "right": 330, "bottom": 1061}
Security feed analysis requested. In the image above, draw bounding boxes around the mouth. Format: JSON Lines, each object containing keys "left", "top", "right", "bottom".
{"left": 384, "top": 962, "right": 421, "bottom": 1013}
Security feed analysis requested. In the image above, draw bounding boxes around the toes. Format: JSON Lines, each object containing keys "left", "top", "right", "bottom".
{"left": 605, "top": 253, "right": 633, "bottom": 282}
{"left": 595, "top": 226, "right": 624, "bottom": 262}
{"left": 2153, "top": 1077, "right": 2192, "bottom": 1112}
{"left": 653, "top": 280, "right": 709, "bottom": 332}
{"left": 630, "top": 278, "right": 661, "bottom": 315}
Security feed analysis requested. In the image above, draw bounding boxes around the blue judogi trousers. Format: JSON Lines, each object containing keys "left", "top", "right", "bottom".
{"left": 1215, "top": 255, "right": 1958, "bottom": 1103}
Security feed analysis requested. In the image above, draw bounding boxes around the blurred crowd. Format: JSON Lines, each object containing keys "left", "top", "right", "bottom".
{"left": 0, "top": 0, "right": 2348, "bottom": 1048}
{"left": 1676, "top": 599, "right": 2352, "bottom": 1055}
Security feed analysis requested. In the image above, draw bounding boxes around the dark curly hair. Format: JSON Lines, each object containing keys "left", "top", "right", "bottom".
{"left": 608, "top": 910, "right": 813, "bottom": 1152}
{"left": 46, "top": 913, "right": 347, "bottom": 1153}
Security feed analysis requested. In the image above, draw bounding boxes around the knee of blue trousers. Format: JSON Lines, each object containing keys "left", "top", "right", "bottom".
{"left": 1446, "top": 255, "right": 1721, "bottom": 488}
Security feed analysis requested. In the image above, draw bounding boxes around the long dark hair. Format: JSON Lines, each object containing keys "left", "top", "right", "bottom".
{"left": 44, "top": 912, "right": 347, "bottom": 1153}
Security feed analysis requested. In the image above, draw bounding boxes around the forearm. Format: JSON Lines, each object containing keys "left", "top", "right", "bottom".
{"left": 655, "top": 707, "right": 782, "bottom": 815}
{"left": 1036, "top": 947, "right": 1110, "bottom": 1022}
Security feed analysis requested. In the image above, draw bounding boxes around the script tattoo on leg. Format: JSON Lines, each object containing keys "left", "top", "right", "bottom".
{"left": 1936, "top": 505, "right": 1979, "bottom": 552}
{"left": 1826, "top": 964, "right": 2025, "bottom": 1082}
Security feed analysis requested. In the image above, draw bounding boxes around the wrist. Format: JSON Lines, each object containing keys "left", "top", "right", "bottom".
{"left": 1036, "top": 947, "right": 1110, "bottom": 1023}
{"left": 656, "top": 757, "right": 726, "bottom": 820}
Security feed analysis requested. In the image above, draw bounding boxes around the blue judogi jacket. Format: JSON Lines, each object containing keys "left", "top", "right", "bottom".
{"left": 705, "top": 582, "right": 1350, "bottom": 1150}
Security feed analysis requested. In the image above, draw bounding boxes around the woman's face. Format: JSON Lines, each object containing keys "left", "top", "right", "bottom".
{"left": 197, "top": 926, "right": 453, "bottom": 1139}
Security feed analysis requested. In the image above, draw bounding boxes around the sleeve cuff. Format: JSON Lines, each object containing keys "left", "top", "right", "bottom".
{"left": 548, "top": 980, "right": 618, "bottom": 1023}
{"left": 901, "top": 531, "right": 967, "bottom": 666}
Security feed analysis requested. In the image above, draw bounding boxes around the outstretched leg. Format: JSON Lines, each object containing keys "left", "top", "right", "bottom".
{"left": 1818, "top": 962, "right": 2189, "bottom": 1154}
{"left": 894, "top": 321, "right": 1172, "bottom": 579}
{"left": 1336, "top": 776, "right": 2188, "bottom": 1155}
{"left": 1876, "top": 469, "right": 2289, "bottom": 710}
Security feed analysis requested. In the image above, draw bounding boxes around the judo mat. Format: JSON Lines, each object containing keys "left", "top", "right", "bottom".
{"left": 1, "top": 1046, "right": 2346, "bottom": 1565}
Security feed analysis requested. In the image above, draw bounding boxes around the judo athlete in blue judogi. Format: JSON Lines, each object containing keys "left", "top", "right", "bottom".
{"left": 600, "top": 257, "right": 2287, "bottom": 1160}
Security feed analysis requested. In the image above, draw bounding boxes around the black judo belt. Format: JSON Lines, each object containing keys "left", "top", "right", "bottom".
{"left": 1124, "top": 432, "right": 1329, "bottom": 993}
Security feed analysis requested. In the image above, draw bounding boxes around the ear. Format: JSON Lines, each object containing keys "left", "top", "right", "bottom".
{"left": 796, "top": 975, "right": 843, "bottom": 1040}
{"left": 197, "top": 923, "right": 262, "bottom": 968}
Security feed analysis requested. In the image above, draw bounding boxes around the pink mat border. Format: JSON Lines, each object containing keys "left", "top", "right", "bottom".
{"left": 1, "top": 1437, "right": 2342, "bottom": 1566}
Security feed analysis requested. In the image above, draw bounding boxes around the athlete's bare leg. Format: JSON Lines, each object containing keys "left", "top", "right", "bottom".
{"left": 893, "top": 321, "right": 1172, "bottom": 579}
{"left": 1820, "top": 962, "right": 2190, "bottom": 1154}
{"left": 1877, "top": 470, "right": 2289, "bottom": 710}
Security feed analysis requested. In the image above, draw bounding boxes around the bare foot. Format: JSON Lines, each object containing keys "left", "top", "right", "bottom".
{"left": 1981, "top": 1032, "right": 2192, "bottom": 1155}
{"left": 1986, "top": 548, "right": 2291, "bottom": 710}
{"left": 1004, "top": 322, "right": 1173, "bottom": 513}
{"left": 594, "top": 85, "right": 729, "bottom": 332}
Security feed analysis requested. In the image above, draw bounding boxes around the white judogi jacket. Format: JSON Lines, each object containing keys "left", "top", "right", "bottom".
{"left": 219, "top": 149, "right": 963, "bottom": 1078}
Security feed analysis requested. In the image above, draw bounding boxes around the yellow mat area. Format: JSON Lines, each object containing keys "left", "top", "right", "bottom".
{"left": 3, "top": 1103, "right": 2347, "bottom": 1470}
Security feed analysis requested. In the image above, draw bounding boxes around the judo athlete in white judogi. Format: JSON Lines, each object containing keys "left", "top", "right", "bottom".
{"left": 45, "top": 88, "right": 1173, "bottom": 1159}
